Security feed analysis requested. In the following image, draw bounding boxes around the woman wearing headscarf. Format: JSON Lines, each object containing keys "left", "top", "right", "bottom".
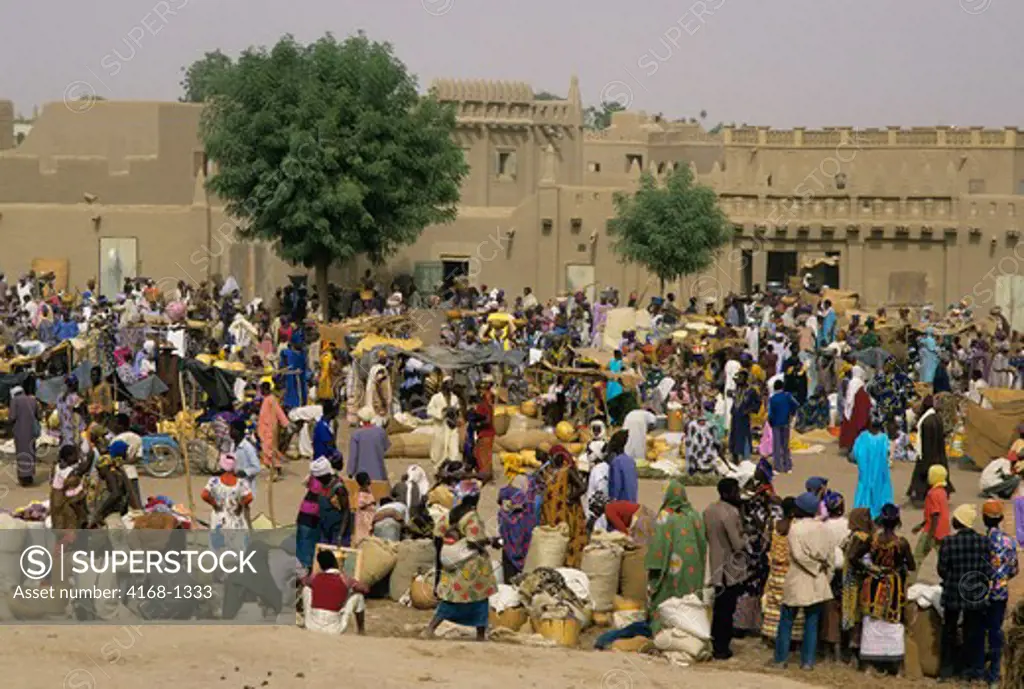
{"left": 317, "top": 341, "right": 335, "bottom": 402}
{"left": 57, "top": 375, "right": 82, "bottom": 450}
{"left": 839, "top": 365, "right": 871, "bottom": 453}
{"left": 917, "top": 327, "right": 939, "bottom": 384}
{"left": 9, "top": 380, "right": 40, "bottom": 486}
{"left": 840, "top": 507, "right": 875, "bottom": 658}
{"left": 646, "top": 478, "right": 707, "bottom": 633}
{"left": 89, "top": 441, "right": 136, "bottom": 528}
{"left": 734, "top": 459, "right": 781, "bottom": 635}
{"left": 866, "top": 358, "right": 913, "bottom": 427}
{"left": 425, "top": 480, "right": 497, "bottom": 641}
{"left": 202, "top": 454, "right": 253, "bottom": 549}
{"left": 319, "top": 459, "right": 351, "bottom": 548}
{"left": 860, "top": 504, "right": 915, "bottom": 671}
{"left": 585, "top": 428, "right": 617, "bottom": 532}
{"left": 472, "top": 377, "right": 496, "bottom": 482}
{"left": 497, "top": 479, "right": 539, "bottom": 583}
{"left": 295, "top": 457, "right": 334, "bottom": 571}
{"left": 684, "top": 401, "right": 721, "bottom": 475}
{"left": 539, "top": 445, "right": 588, "bottom": 568}
{"left": 852, "top": 419, "right": 894, "bottom": 519}
{"left": 907, "top": 395, "right": 953, "bottom": 506}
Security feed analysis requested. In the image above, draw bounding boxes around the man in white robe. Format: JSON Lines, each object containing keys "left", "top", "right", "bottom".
{"left": 623, "top": 407, "right": 657, "bottom": 461}
{"left": 427, "top": 377, "right": 461, "bottom": 467}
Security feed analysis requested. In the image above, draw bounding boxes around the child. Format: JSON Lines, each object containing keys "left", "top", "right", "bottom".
{"left": 353, "top": 471, "right": 377, "bottom": 546}
{"left": 909, "top": 464, "right": 950, "bottom": 585}
{"left": 887, "top": 418, "right": 915, "bottom": 463}
{"left": 50, "top": 444, "right": 87, "bottom": 530}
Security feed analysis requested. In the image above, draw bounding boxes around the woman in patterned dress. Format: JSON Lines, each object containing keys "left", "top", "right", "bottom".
{"left": 840, "top": 507, "right": 875, "bottom": 657}
{"left": 734, "top": 460, "right": 780, "bottom": 635}
{"left": 201, "top": 454, "right": 253, "bottom": 550}
{"left": 762, "top": 497, "right": 804, "bottom": 642}
{"left": 425, "top": 480, "right": 497, "bottom": 641}
{"left": 539, "top": 445, "right": 588, "bottom": 568}
{"left": 646, "top": 478, "right": 706, "bottom": 633}
{"left": 684, "top": 405, "right": 720, "bottom": 475}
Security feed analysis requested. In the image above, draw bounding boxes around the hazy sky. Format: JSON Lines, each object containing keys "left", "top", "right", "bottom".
{"left": 3, "top": 0, "right": 1020, "bottom": 127}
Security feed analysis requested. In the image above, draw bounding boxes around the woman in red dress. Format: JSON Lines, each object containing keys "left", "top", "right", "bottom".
{"left": 472, "top": 377, "right": 496, "bottom": 483}
{"left": 839, "top": 365, "right": 871, "bottom": 452}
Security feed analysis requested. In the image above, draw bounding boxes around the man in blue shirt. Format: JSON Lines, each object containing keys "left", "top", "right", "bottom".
{"left": 607, "top": 430, "right": 639, "bottom": 503}
{"left": 314, "top": 400, "right": 341, "bottom": 464}
{"left": 768, "top": 380, "right": 799, "bottom": 474}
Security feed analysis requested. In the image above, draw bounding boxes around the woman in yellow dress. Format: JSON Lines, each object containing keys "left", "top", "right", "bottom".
{"left": 317, "top": 341, "right": 335, "bottom": 402}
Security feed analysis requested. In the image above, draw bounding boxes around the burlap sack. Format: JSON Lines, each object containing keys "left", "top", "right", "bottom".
{"left": 384, "top": 432, "right": 433, "bottom": 459}
{"left": 581, "top": 542, "right": 623, "bottom": 613}
{"left": 619, "top": 545, "right": 648, "bottom": 603}
{"left": 389, "top": 538, "right": 436, "bottom": 601}
{"left": 358, "top": 537, "right": 399, "bottom": 586}
{"left": 523, "top": 523, "right": 570, "bottom": 573}
{"left": 497, "top": 430, "right": 559, "bottom": 453}
{"left": 965, "top": 392, "right": 1024, "bottom": 467}
{"left": 906, "top": 602, "right": 941, "bottom": 678}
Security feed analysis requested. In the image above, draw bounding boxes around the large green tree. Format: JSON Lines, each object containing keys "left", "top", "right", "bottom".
{"left": 608, "top": 165, "right": 732, "bottom": 295}
{"left": 198, "top": 33, "right": 468, "bottom": 316}
{"left": 179, "top": 50, "right": 233, "bottom": 103}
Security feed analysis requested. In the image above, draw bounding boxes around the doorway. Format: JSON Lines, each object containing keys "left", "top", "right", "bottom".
{"left": 741, "top": 250, "right": 754, "bottom": 295}
{"left": 766, "top": 250, "right": 798, "bottom": 289}
{"left": 441, "top": 258, "right": 469, "bottom": 288}
{"left": 823, "top": 251, "right": 841, "bottom": 289}
{"left": 566, "top": 264, "right": 596, "bottom": 303}
{"left": 99, "top": 237, "right": 138, "bottom": 301}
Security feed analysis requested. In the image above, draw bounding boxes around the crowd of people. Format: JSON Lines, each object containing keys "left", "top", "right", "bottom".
{"left": 4, "top": 267, "right": 1024, "bottom": 685}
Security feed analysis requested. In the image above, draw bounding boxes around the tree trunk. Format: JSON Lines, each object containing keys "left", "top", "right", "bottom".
{"left": 315, "top": 257, "right": 330, "bottom": 321}
{"left": 659, "top": 276, "right": 665, "bottom": 297}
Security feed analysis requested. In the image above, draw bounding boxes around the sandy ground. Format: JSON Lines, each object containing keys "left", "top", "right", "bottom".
{"left": 0, "top": 626, "right": 828, "bottom": 689}
{"left": 0, "top": 432, "right": 1009, "bottom": 689}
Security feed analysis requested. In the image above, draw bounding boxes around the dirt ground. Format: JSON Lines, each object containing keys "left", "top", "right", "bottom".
{"left": 0, "top": 433, "right": 1013, "bottom": 689}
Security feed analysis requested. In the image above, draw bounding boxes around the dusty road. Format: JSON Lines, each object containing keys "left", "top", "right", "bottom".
{"left": 1, "top": 625, "right": 825, "bottom": 689}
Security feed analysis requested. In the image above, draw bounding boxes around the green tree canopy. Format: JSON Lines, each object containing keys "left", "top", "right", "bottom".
{"left": 199, "top": 33, "right": 468, "bottom": 315}
{"left": 584, "top": 100, "right": 626, "bottom": 130}
{"left": 533, "top": 91, "right": 564, "bottom": 101}
{"left": 179, "top": 50, "right": 234, "bottom": 103}
{"left": 608, "top": 165, "right": 733, "bottom": 294}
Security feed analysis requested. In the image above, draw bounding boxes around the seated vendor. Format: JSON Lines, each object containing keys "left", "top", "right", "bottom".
{"left": 302, "top": 550, "right": 368, "bottom": 635}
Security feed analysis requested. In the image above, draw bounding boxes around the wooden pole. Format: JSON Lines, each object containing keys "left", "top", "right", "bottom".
{"left": 177, "top": 370, "right": 196, "bottom": 517}
{"left": 266, "top": 432, "right": 276, "bottom": 527}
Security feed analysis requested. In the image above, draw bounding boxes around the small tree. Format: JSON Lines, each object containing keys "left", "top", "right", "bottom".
{"left": 584, "top": 101, "right": 626, "bottom": 130}
{"left": 199, "top": 33, "right": 468, "bottom": 317}
{"left": 533, "top": 90, "right": 564, "bottom": 101}
{"left": 179, "top": 50, "right": 233, "bottom": 103}
{"left": 608, "top": 165, "right": 732, "bottom": 295}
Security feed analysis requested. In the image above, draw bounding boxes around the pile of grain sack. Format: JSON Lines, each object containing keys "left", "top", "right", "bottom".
{"left": 384, "top": 406, "right": 561, "bottom": 460}
{"left": 486, "top": 524, "right": 711, "bottom": 662}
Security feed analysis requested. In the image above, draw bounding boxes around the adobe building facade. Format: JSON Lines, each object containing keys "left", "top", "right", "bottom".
{"left": 1, "top": 77, "right": 1023, "bottom": 311}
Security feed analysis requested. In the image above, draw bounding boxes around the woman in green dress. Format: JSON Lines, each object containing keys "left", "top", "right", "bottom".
{"left": 645, "top": 477, "right": 707, "bottom": 632}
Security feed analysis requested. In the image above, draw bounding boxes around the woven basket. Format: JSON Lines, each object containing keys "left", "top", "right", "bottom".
{"left": 532, "top": 617, "right": 580, "bottom": 647}
{"left": 410, "top": 576, "right": 437, "bottom": 610}
{"left": 489, "top": 606, "right": 528, "bottom": 631}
